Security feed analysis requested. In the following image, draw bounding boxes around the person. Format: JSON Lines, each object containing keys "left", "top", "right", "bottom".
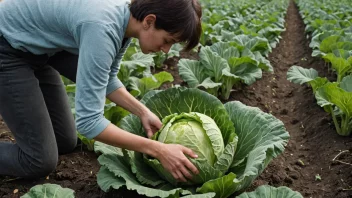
{"left": 0, "top": 0, "right": 202, "bottom": 182}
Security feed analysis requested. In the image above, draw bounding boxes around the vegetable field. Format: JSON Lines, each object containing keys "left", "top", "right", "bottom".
{"left": 1, "top": 0, "right": 351, "bottom": 197}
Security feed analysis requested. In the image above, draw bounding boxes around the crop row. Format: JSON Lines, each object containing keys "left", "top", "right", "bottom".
{"left": 178, "top": 0, "right": 289, "bottom": 100}
{"left": 287, "top": 0, "right": 352, "bottom": 136}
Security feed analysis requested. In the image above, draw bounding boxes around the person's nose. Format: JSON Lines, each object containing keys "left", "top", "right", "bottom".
{"left": 161, "top": 43, "right": 172, "bottom": 53}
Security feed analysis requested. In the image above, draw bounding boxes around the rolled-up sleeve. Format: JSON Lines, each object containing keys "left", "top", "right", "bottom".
{"left": 73, "top": 22, "right": 122, "bottom": 139}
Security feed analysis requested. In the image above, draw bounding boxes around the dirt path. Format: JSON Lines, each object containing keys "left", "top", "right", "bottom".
{"left": 233, "top": 1, "right": 352, "bottom": 197}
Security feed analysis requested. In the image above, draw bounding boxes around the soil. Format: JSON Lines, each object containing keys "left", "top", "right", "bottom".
{"left": 1, "top": 1, "right": 352, "bottom": 198}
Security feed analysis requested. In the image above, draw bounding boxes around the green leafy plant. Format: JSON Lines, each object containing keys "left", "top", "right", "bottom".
{"left": 129, "top": 71, "right": 174, "bottom": 98}
{"left": 235, "top": 185, "right": 303, "bottom": 198}
{"left": 95, "top": 87, "right": 289, "bottom": 198}
{"left": 178, "top": 42, "right": 272, "bottom": 100}
{"left": 287, "top": 66, "right": 352, "bottom": 136}
{"left": 22, "top": 184, "right": 75, "bottom": 198}
{"left": 322, "top": 49, "right": 352, "bottom": 82}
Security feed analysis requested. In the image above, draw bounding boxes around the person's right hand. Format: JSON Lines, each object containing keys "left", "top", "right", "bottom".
{"left": 156, "top": 143, "right": 199, "bottom": 182}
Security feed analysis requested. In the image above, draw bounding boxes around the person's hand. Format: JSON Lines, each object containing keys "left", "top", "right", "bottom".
{"left": 140, "top": 109, "right": 162, "bottom": 138}
{"left": 156, "top": 143, "right": 199, "bottom": 182}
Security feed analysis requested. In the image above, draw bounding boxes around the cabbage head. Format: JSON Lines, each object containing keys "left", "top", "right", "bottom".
{"left": 95, "top": 87, "right": 289, "bottom": 198}
{"left": 146, "top": 112, "right": 228, "bottom": 185}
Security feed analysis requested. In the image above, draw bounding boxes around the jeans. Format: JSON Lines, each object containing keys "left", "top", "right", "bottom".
{"left": 0, "top": 36, "right": 78, "bottom": 178}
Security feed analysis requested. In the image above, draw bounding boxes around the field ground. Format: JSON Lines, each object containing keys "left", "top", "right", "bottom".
{"left": 1, "top": 1, "right": 351, "bottom": 198}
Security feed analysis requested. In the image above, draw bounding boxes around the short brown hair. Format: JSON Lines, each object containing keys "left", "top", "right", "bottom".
{"left": 130, "top": 0, "right": 202, "bottom": 51}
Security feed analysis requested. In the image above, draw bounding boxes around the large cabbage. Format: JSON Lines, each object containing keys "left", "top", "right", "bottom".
{"left": 95, "top": 88, "right": 289, "bottom": 198}
{"left": 146, "top": 112, "right": 232, "bottom": 186}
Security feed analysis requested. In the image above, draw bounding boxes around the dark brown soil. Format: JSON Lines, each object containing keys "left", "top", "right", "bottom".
{"left": 1, "top": 1, "right": 352, "bottom": 198}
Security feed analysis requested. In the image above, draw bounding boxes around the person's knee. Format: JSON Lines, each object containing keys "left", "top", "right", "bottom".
{"left": 24, "top": 153, "right": 58, "bottom": 178}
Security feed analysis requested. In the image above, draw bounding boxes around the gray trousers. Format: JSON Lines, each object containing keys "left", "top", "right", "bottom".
{"left": 0, "top": 36, "right": 78, "bottom": 178}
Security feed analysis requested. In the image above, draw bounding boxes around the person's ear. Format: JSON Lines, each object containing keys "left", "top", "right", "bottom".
{"left": 142, "top": 14, "right": 156, "bottom": 30}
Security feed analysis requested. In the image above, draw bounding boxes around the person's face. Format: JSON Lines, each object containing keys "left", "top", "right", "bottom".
{"left": 138, "top": 15, "right": 179, "bottom": 54}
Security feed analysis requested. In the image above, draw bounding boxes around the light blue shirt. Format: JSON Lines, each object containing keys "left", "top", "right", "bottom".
{"left": 0, "top": 0, "right": 131, "bottom": 139}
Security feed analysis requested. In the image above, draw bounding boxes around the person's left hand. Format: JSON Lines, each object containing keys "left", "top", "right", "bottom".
{"left": 140, "top": 109, "right": 162, "bottom": 138}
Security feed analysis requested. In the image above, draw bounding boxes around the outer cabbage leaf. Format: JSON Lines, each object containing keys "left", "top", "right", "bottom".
{"left": 214, "top": 133, "right": 238, "bottom": 173}
{"left": 287, "top": 66, "right": 329, "bottom": 93}
{"left": 98, "top": 166, "right": 125, "bottom": 192}
{"left": 98, "top": 154, "right": 208, "bottom": 197}
{"left": 224, "top": 101, "right": 289, "bottom": 192}
{"left": 94, "top": 141, "right": 123, "bottom": 156}
{"left": 287, "top": 66, "right": 318, "bottom": 85}
{"left": 21, "top": 184, "right": 74, "bottom": 198}
{"left": 235, "top": 185, "right": 303, "bottom": 198}
{"left": 197, "top": 173, "right": 238, "bottom": 198}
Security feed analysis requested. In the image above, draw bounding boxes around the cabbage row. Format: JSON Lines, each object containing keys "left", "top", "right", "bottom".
{"left": 287, "top": 0, "right": 352, "bottom": 136}
{"left": 178, "top": 0, "right": 289, "bottom": 100}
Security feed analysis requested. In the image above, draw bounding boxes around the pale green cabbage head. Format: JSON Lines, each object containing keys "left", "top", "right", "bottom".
{"left": 148, "top": 112, "right": 225, "bottom": 185}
